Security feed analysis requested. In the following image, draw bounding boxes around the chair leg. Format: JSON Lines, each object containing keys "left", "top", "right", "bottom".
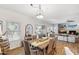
{"left": 37, "top": 50, "right": 44, "bottom": 55}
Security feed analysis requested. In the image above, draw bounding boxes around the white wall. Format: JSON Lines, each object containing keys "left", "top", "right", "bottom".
{"left": 0, "top": 8, "right": 52, "bottom": 49}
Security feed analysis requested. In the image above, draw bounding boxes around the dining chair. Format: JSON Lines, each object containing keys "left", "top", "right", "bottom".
{"left": 46, "top": 38, "right": 56, "bottom": 55}
{"left": 0, "top": 38, "right": 10, "bottom": 55}
{"left": 23, "top": 40, "right": 39, "bottom": 55}
{"left": 29, "top": 45, "right": 39, "bottom": 55}
{"left": 24, "top": 34, "right": 33, "bottom": 41}
{"left": 32, "top": 35, "right": 37, "bottom": 40}
{"left": 23, "top": 40, "right": 31, "bottom": 55}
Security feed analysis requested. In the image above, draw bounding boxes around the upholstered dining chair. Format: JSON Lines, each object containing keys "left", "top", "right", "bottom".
{"left": 23, "top": 40, "right": 31, "bottom": 55}
{"left": 46, "top": 38, "right": 56, "bottom": 55}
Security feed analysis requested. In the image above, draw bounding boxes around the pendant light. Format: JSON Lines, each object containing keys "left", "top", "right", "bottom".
{"left": 30, "top": 4, "right": 44, "bottom": 19}
{"left": 36, "top": 4, "right": 44, "bottom": 19}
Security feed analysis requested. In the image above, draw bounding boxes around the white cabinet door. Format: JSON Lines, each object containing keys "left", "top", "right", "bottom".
{"left": 63, "top": 36, "right": 67, "bottom": 41}
{"left": 68, "top": 36, "right": 75, "bottom": 43}
{"left": 58, "top": 36, "right": 63, "bottom": 41}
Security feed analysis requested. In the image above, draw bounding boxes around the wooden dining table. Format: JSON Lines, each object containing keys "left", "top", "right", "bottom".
{"left": 27, "top": 38, "right": 51, "bottom": 55}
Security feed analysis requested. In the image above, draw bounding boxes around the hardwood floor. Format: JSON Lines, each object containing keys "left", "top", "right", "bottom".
{"left": 7, "top": 47, "right": 25, "bottom": 55}
{"left": 7, "top": 40, "right": 79, "bottom": 55}
{"left": 56, "top": 40, "right": 79, "bottom": 55}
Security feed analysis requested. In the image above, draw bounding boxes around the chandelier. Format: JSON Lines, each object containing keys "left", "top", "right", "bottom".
{"left": 30, "top": 4, "right": 44, "bottom": 19}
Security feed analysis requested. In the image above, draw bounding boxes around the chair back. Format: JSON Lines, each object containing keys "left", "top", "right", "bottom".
{"left": 0, "top": 38, "right": 10, "bottom": 55}
{"left": 23, "top": 40, "right": 30, "bottom": 55}
{"left": 32, "top": 35, "right": 37, "bottom": 40}
{"left": 47, "top": 38, "right": 56, "bottom": 54}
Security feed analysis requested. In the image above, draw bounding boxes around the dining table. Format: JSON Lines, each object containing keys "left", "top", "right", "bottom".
{"left": 26, "top": 37, "right": 52, "bottom": 55}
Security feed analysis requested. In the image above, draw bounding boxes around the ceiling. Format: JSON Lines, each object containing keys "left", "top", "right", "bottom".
{"left": 0, "top": 4, "right": 79, "bottom": 23}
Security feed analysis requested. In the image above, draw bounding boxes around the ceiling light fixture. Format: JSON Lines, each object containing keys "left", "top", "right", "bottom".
{"left": 36, "top": 4, "right": 44, "bottom": 19}
{"left": 30, "top": 4, "right": 44, "bottom": 19}
{"left": 36, "top": 13, "right": 44, "bottom": 19}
